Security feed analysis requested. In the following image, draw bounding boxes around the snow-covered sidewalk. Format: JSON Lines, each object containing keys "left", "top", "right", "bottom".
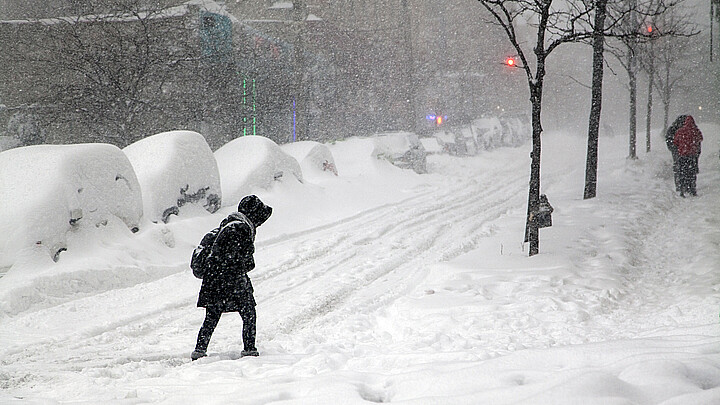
{"left": 1, "top": 126, "right": 719, "bottom": 404}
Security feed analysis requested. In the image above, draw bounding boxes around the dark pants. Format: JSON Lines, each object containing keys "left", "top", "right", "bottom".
{"left": 195, "top": 305, "right": 257, "bottom": 353}
{"left": 672, "top": 156, "right": 681, "bottom": 192}
{"left": 677, "top": 155, "right": 699, "bottom": 196}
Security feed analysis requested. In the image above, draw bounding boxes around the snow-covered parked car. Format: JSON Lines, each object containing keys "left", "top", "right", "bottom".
{"left": 471, "top": 115, "right": 530, "bottom": 150}
{"left": 215, "top": 135, "right": 304, "bottom": 205}
{"left": 472, "top": 117, "right": 504, "bottom": 150}
{"left": 434, "top": 130, "right": 478, "bottom": 156}
{"left": 419, "top": 136, "right": 443, "bottom": 155}
{"left": 281, "top": 141, "right": 338, "bottom": 176}
{"left": 0, "top": 144, "right": 143, "bottom": 266}
{"left": 372, "top": 132, "right": 427, "bottom": 174}
{"left": 500, "top": 114, "right": 531, "bottom": 147}
{"left": 123, "top": 130, "right": 221, "bottom": 223}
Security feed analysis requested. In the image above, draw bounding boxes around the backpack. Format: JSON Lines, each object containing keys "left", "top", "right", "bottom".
{"left": 191, "top": 228, "right": 219, "bottom": 279}
{"left": 190, "top": 215, "right": 249, "bottom": 279}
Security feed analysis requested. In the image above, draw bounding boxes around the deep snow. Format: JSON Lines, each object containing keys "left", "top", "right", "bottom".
{"left": 1, "top": 124, "right": 719, "bottom": 404}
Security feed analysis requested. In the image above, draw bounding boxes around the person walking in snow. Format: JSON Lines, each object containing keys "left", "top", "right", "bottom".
{"left": 192, "top": 195, "right": 272, "bottom": 360}
{"left": 672, "top": 115, "right": 703, "bottom": 197}
{"left": 665, "top": 115, "right": 687, "bottom": 191}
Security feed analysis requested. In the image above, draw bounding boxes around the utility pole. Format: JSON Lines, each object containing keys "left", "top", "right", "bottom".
{"left": 292, "top": 0, "right": 309, "bottom": 141}
{"left": 401, "top": 0, "right": 416, "bottom": 133}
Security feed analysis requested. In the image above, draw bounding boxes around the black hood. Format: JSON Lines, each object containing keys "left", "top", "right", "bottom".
{"left": 237, "top": 195, "right": 272, "bottom": 227}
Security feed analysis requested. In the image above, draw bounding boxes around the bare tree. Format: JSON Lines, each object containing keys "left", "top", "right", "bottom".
{"left": 583, "top": 0, "right": 682, "bottom": 200}
{"left": 475, "top": 0, "right": 603, "bottom": 256}
{"left": 638, "top": 9, "right": 698, "bottom": 132}
{"left": 2, "top": 0, "right": 208, "bottom": 146}
{"left": 599, "top": 0, "right": 681, "bottom": 160}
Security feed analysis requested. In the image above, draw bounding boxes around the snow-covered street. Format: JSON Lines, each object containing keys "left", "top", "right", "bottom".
{"left": 1, "top": 126, "right": 719, "bottom": 404}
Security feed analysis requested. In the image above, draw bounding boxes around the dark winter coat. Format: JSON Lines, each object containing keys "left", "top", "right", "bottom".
{"left": 673, "top": 115, "right": 703, "bottom": 157}
{"left": 197, "top": 196, "right": 272, "bottom": 312}
{"left": 665, "top": 115, "right": 687, "bottom": 158}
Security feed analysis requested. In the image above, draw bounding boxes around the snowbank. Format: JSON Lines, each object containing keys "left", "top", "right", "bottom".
{"left": 0, "top": 144, "right": 142, "bottom": 267}
{"left": 281, "top": 140, "right": 338, "bottom": 176}
{"left": 123, "top": 130, "right": 221, "bottom": 223}
{"left": 214, "top": 135, "right": 303, "bottom": 205}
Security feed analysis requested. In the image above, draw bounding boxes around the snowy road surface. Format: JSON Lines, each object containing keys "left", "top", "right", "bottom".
{"left": 1, "top": 127, "right": 719, "bottom": 404}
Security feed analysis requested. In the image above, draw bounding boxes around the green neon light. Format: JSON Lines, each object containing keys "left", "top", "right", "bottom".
{"left": 252, "top": 78, "right": 257, "bottom": 135}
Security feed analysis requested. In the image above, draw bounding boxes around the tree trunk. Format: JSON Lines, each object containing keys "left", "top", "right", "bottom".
{"left": 525, "top": 83, "right": 543, "bottom": 256}
{"left": 662, "top": 63, "right": 671, "bottom": 131}
{"left": 628, "top": 45, "right": 638, "bottom": 159}
{"left": 645, "top": 52, "right": 654, "bottom": 153}
{"left": 663, "top": 96, "right": 670, "bottom": 133}
{"left": 584, "top": 0, "right": 608, "bottom": 200}
{"left": 627, "top": 0, "right": 638, "bottom": 159}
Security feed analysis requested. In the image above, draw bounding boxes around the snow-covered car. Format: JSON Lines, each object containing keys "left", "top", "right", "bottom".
{"left": 281, "top": 141, "right": 338, "bottom": 176}
{"left": 472, "top": 117, "right": 504, "bottom": 150}
{"left": 500, "top": 115, "right": 531, "bottom": 147}
{"left": 433, "top": 130, "right": 479, "bottom": 156}
{"left": 123, "top": 130, "right": 221, "bottom": 223}
{"left": 372, "top": 132, "right": 427, "bottom": 174}
{"left": 215, "top": 135, "right": 304, "bottom": 205}
{"left": 419, "top": 136, "right": 443, "bottom": 155}
{"left": 0, "top": 143, "right": 143, "bottom": 266}
{"left": 471, "top": 115, "right": 530, "bottom": 150}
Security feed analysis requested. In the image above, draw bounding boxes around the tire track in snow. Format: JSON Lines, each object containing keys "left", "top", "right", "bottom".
{"left": 256, "top": 170, "right": 529, "bottom": 339}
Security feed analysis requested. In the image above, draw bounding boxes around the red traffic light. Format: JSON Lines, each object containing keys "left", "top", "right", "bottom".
{"left": 505, "top": 57, "right": 516, "bottom": 67}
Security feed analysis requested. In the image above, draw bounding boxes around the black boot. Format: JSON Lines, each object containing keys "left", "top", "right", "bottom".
{"left": 240, "top": 304, "right": 257, "bottom": 357}
{"left": 191, "top": 350, "right": 207, "bottom": 361}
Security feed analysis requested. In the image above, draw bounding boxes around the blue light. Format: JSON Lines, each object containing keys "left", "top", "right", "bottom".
{"left": 292, "top": 97, "right": 296, "bottom": 142}
{"left": 426, "top": 114, "right": 437, "bottom": 120}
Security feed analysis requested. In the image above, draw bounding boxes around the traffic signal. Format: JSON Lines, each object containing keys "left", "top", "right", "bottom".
{"left": 505, "top": 57, "right": 516, "bottom": 67}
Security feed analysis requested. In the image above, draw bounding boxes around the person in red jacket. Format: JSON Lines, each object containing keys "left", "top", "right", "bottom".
{"left": 672, "top": 115, "right": 703, "bottom": 197}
